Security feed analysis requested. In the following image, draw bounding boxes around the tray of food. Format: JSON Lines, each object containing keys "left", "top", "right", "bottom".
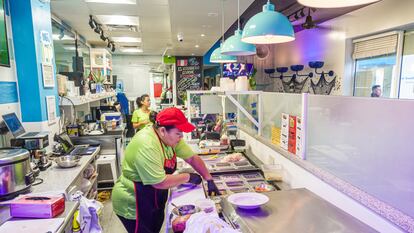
{"left": 202, "top": 172, "right": 275, "bottom": 197}
{"left": 199, "top": 152, "right": 258, "bottom": 173}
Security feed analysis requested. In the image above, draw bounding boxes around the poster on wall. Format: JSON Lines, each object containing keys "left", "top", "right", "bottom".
{"left": 0, "top": 0, "right": 10, "bottom": 67}
{"left": 46, "top": 96, "right": 56, "bottom": 125}
{"left": 175, "top": 56, "right": 203, "bottom": 105}
{"left": 40, "top": 30, "right": 55, "bottom": 88}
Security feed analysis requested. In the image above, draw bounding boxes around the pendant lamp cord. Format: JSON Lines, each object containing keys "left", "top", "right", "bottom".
{"left": 221, "top": 0, "right": 224, "bottom": 43}
{"left": 237, "top": 0, "right": 240, "bottom": 30}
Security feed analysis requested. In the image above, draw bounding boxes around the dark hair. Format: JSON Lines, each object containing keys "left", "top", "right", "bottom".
{"left": 150, "top": 111, "right": 176, "bottom": 132}
{"left": 136, "top": 94, "right": 149, "bottom": 108}
{"left": 372, "top": 85, "right": 381, "bottom": 91}
{"left": 114, "top": 101, "right": 120, "bottom": 106}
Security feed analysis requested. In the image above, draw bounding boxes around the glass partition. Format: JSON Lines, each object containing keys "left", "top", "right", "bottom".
{"left": 261, "top": 93, "right": 303, "bottom": 143}
{"left": 234, "top": 93, "right": 259, "bottom": 135}
{"left": 78, "top": 38, "right": 91, "bottom": 76}
{"left": 306, "top": 95, "right": 414, "bottom": 218}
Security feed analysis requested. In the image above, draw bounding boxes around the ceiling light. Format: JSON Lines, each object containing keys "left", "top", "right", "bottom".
{"left": 191, "top": 53, "right": 195, "bottom": 56}
{"left": 84, "top": 0, "right": 136, "bottom": 4}
{"left": 52, "top": 34, "right": 74, "bottom": 41}
{"left": 210, "top": 44, "right": 237, "bottom": 63}
{"left": 294, "top": 12, "right": 299, "bottom": 20}
{"left": 300, "top": 9, "right": 305, "bottom": 17}
{"left": 63, "top": 46, "right": 76, "bottom": 51}
{"left": 88, "top": 15, "right": 96, "bottom": 29}
{"left": 297, "top": 0, "right": 381, "bottom": 8}
{"left": 111, "top": 37, "right": 142, "bottom": 43}
{"left": 100, "top": 31, "right": 107, "bottom": 41}
{"left": 96, "top": 15, "right": 139, "bottom": 26}
{"left": 94, "top": 25, "right": 102, "bottom": 34}
{"left": 120, "top": 48, "right": 143, "bottom": 53}
{"left": 195, "top": 45, "right": 199, "bottom": 48}
{"left": 210, "top": 0, "right": 237, "bottom": 63}
{"left": 241, "top": 0, "right": 295, "bottom": 44}
{"left": 222, "top": 0, "right": 256, "bottom": 56}
{"left": 111, "top": 44, "right": 116, "bottom": 52}
{"left": 201, "top": 34, "right": 205, "bottom": 37}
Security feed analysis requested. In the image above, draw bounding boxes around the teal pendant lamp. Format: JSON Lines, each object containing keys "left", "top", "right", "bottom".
{"left": 241, "top": 0, "right": 295, "bottom": 44}
{"left": 221, "top": 0, "right": 256, "bottom": 56}
{"left": 210, "top": 0, "right": 237, "bottom": 63}
{"left": 210, "top": 44, "right": 237, "bottom": 63}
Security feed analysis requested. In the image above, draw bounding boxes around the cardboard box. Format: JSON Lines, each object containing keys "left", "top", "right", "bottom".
{"left": 288, "top": 115, "right": 297, "bottom": 154}
{"left": 280, "top": 113, "right": 289, "bottom": 150}
{"left": 10, "top": 195, "right": 65, "bottom": 219}
{"left": 296, "top": 117, "right": 303, "bottom": 158}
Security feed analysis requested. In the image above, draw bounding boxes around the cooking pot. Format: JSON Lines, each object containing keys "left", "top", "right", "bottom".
{"left": 0, "top": 148, "right": 34, "bottom": 200}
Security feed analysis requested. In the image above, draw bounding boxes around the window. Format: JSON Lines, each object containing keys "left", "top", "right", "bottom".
{"left": 354, "top": 55, "right": 397, "bottom": 97}
{"left": 352, "top": 32, "right": 400, "bottom": 98}
{"left": 400, "top": 30, "right": 414, "bottom": 99}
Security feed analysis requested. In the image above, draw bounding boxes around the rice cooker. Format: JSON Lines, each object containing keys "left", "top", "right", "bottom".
{"left": 0, "top": 148, "right": 35, "bottom": 200}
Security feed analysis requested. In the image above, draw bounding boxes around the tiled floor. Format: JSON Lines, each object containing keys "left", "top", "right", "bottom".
{"left": 100, "top": 199, "right": 168, "bottom": 233}
{"left": 100, "top": 200, "right": 127, "bottom": 233}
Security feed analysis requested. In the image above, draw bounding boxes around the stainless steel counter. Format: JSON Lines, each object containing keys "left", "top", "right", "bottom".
{"left": 221, "top": 188, "right": 378, "bottom": 233}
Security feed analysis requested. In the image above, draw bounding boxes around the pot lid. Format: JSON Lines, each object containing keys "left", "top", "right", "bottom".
{"left": 0, "top": 148, "right": 30, "bottom": 165}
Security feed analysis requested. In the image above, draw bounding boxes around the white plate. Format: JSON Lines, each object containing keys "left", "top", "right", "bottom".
{"left": 227, "top": 192, "right": 269, "bottom": 209}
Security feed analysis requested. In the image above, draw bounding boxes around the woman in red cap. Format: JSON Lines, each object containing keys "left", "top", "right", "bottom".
{"left": 112, "top": 107, "right": 220, "bottom": 233}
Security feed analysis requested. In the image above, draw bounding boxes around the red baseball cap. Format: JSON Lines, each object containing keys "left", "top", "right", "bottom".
{"left": 156, "top": 107, "right": 195, "bottom": 133}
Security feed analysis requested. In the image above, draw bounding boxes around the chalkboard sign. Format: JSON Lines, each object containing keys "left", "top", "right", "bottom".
{"left": 175, "top": 56, "right": 203, "bottom": 105}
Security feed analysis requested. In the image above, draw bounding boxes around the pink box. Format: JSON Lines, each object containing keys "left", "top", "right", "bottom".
{"left": 10, "top": 195, "right": 65, "bottom": 218}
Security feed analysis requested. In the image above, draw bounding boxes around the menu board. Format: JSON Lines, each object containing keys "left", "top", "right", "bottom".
{"left": 175, "top": 56, "right": 203, "bottom": 105}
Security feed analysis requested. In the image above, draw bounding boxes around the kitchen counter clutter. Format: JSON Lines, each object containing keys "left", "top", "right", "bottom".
{"left": 0, "top": 146, "right": 101, "bottom": 232}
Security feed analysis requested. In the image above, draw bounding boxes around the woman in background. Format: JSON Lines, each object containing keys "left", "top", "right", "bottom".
{"left": 131, "top": 94, "right": 151, "bottom": 130}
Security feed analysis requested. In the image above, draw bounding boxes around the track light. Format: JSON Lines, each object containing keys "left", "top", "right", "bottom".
{"left": 94, "top": 24, "right": 102, "bottom": 34}
{"left": 300, "top": 9, "right": 305, "bottom": 17}
{"left": 111, "top": 44, "right": 116, "bottom": 52}
{"left": 100, "top": 31, "right": 107, "bottom": 41}
{"left": 89, "top": 15, "right": 96, "bottom": 29}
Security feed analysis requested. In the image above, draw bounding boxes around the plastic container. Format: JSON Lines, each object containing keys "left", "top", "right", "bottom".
{"left": 261, "top": 164, "right": 283, "bottom": 181}
{"left": 195, "top": 199, "right": 216, "bottom": 214}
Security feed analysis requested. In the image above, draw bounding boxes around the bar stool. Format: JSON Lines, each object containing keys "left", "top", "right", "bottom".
{"left": 96, "top": 154, "right": 118, "bottom": 183}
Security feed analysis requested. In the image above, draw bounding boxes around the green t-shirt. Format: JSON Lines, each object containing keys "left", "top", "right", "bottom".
{"left": 131, "top": 108, "right": 151, "bottom": 130}
{"left": 112, "top": 126, "right": 194, "bottom": 219}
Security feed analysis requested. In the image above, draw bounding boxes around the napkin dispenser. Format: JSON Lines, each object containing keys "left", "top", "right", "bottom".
{"left": 10, "top": 195, "right": 65, "bottom": 218}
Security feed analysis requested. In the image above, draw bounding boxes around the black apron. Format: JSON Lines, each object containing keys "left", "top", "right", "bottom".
{"left": 133, "top": 129, "right": 177, "bottom": 233}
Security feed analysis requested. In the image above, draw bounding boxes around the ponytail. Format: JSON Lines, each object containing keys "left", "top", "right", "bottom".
{"left": 136, "top": 94, "right": 149, "bottom": 108}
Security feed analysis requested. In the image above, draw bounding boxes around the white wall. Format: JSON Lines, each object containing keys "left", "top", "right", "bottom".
{"left": 112, "top": 55, "right": 161, "bottom": 101}
{"left": 239, "top": 130, "right": 404, "bottom": 233}
{"left": 271, "top": 0, "right": 414, "bottom": 96}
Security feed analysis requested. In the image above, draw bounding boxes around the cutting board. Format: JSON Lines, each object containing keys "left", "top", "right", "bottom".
{"left": 0, "top": 218, "right": 64, "bottom": 233}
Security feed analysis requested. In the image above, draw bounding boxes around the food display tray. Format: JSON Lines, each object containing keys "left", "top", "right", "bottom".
{"left": 202, "top": 172, "right": 274, "bottom": 196}
{"left": 199, "top": 152, "right": 259, "bottom": 174}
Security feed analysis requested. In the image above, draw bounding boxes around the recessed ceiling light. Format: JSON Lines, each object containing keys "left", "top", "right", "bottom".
{"left": 111, "top": 37, "right": 142, "bottom": 43}
{"left": 195, "top": 45, "right": 199, "bottom": 48}
{"left": 191, "top": 53, "right": 195, "bottom": 56}
{"left": 202, "top": 25, "right": 212, "bottom": 28}
{"left": 63, "top": 46, "right": 76, "bottom": 51}
{"left": 120, "top": 48, "right": 143, "bottom": 53}
{"left": 207, "top": 13, "right": 218, "bottom": 17}
{"left": 96, "top": 15, "right": 139, "bottom": 26}
{"left": 52, "top": 34, "right": 74, "bottom": 41}
{"left": 84, "top": 0, "right": 136, "bottom": 4}
{"left": 200, "top": 34, "right": 205, "bottom": 37}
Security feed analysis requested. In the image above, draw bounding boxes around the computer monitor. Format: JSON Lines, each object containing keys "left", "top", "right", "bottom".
{"left": 2, "top": 113, "right": 25, "bottom": 137}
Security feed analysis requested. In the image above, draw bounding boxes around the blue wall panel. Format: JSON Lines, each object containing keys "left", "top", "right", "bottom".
{"left": 0, "top": 81, "right": 18, "bottom": 104}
